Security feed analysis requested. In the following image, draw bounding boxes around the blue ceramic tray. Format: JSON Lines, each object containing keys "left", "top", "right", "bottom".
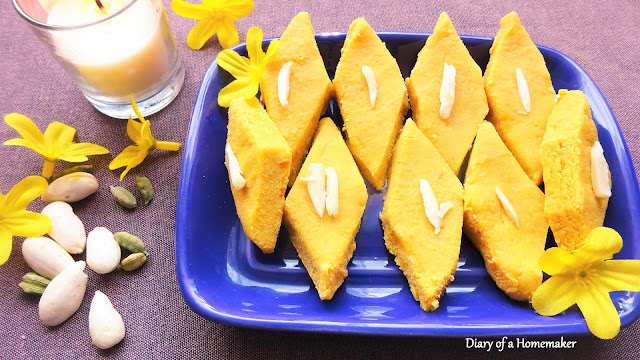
{"left": 176, "top": 32, "right": 640, "bottom": 336}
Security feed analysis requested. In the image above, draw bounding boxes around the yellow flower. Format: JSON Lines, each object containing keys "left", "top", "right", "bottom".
{"left": 3, "top": 114, "right": 109, "bottom": 178}
{"left": 0, "top": 176, "right": 51, "bottom": 265}
{"left": 109, "top": 96, "right": 180, "bottom": 180}
{"left": 216, "top": 26, "right": 279, "bottom": 107}
{"left": 171, "top": 0, "right": 254, "bottom": 50}
{"left": 532, "top": 227, "right": 640, "bottom": 339}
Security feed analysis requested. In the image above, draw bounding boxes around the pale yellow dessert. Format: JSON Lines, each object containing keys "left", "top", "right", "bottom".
{"left": 484, "top": 12, "right": 556, "bottom": 185}
{"left": 333, "top": 18, "right": 409, "bottom": 190}
{"left": 540, "top": 89, "right": 610, "bottom": 251}
{"left": 380, "top": 119, "right": 463, "bottom": 312}
{"left": 463, "top": 121, "right": 548, "bottom": 301}
{"left": 226, "top": 97, "right": 292, "bottom": 253}
{"left": 406, "top": 12, "right": 488, "bottom": 174}
{"left": 261, "top": 12, "right": 334, "bottom": 186}
{"left": 283, "top": 118, "right": 368, "bottom": 300}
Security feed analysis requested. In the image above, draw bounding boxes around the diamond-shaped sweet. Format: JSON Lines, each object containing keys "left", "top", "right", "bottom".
{"left": 541, "top": 90, "right": 610, "bottom": 251}
{"left": 463, "top": 121, "right": 548, "bottom": 301}
{"left": 226, "top": 97, "right": 292, "bottom": 253}
{"left": 261, "top": 12, "right": 334, "bottom": 187}
{"left": 333, "top": 18, "right": 409, "bottom": 190}
{"left": 380, "top": 119, "right": 463, "bottom": 312}
{"left": 406, "top": 12, "right": 488, "bottom": 175}
{"left": 484, "top": 12, "right": 556, "bottom": 185}
{"left": 283, "top": 117, "right": 368, "bottom": 300}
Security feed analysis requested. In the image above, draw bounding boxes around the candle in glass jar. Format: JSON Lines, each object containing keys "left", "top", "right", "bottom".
{"left": 47, "top": 0, "right": 172, "bottom": 98}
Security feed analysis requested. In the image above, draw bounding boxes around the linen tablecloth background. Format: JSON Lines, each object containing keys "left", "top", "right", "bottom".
{"left": 1, "top": 0, "right": 639, "bottom": 358}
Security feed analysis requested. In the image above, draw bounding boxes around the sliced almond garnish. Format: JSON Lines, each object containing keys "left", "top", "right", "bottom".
{"left": 420, "top": 179, "right": 444, "bottom": 235}
{"left": 591, "top": 141, "right": 612, "bottom": 198}
{"left": 361, "top": 65, "right": 377, "bottom": 108}
{"left": 439, "top": 63, "right": 456, "bottom": 119}
{"left": 325, "top": 167, "right": 339, "bottom": 217}
{"left": 225, "top": 143, "right": 246, "bottom": 190}
{"left": 438, "top": 201, "right": 454, "bottom": 219}
{"left": 301, "top": 163, "right": 326, "bottom": 217}
{"left": 278, "top": 61, "right": 294, "bottom": 107}
{"left": 516, "top": 68, "right": 531, "bottom": 113}
{"left": 495, "top": 186, "right": 519, "bottom": 228}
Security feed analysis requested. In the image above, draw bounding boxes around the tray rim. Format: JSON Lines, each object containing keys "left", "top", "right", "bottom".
{"left": 176, "top": 31, "right": 640, "bottom": 337}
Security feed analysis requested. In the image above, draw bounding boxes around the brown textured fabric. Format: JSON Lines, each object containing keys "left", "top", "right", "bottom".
{"left": 1, "top": 0, "right": 639, "bottom": 358}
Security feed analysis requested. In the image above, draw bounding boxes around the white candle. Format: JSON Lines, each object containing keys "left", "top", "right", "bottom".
{"left": 46, "top": 0, "right": 173, "bottom": 98}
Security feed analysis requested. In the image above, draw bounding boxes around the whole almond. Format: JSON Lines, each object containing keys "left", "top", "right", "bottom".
{"left": 39, "top": 261, "right": 88, "bottom": 326}
{"left": 86, "top": 227, "right": 121, "bottom": 274}
{"left": 42, "top": 172, "right": 98, "bottom": 203}
{"left": 22, "top": 237, "right": 75, "bottom": 279}
{"left": 41, "top": 202, "right": 86, "bottom": 254}
{"left": 89, "top": 291, "right": 126, "bottom": 349}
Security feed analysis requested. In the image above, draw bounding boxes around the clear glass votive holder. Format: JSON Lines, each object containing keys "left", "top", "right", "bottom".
{"left": 13, "top": 0, "right": 185, "bottom": 119}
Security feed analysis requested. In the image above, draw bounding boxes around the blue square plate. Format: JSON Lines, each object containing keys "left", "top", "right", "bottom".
{"left": 176, "top": 32, "right": 640, "bottom": 336}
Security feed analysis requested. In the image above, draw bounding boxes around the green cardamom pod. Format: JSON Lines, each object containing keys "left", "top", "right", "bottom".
{"left": 136, "top": 176, "right": 154, "bottom": 204}
{"left": 120, "top": 253, "right": 147, "bottom": 271}
{"left": 110, "top": 186, "right": 137, "bottom": 209}
{"left": 19, "top": 281, "right": 46, "bottom": 295}
{"left": 51, "top": 165, "right": 93, "bottom": 181}
{"left": 22, "top": 272, "right": 51, "bottom": 288}
{"left": 114, "top": 232, "right": 148, "bottom": 255}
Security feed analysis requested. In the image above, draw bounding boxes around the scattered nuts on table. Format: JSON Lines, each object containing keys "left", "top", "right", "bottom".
{"left": 42, "top": 172, "right": 99, "bottom": 203}
{"left": 41, "top": 202, "right": 87, "bottom": 254}
{"left": 89, "top": 290, "right": 126, "bottom": 349}
{"left": 39, "top": 261, "right": 88, "bottom": 326}
{"left": 86, "top": 227, "right": 121, "bottom": 274}
{"left": 21, "top": 237, "right": 75, "bottom": 279}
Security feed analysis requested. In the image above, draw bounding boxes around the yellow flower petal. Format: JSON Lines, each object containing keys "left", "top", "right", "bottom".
{"left": 217, "top": 49, "right": 250, "bottom": 78}
{"left": 3, "top": 138, "right": 44, "bottom": 155}
{"left": 4, "top": 113, "right": 44, "bottom": 146}
{"left": 532, "top": 274, "right": 580, "bottom": 316}
{"left": 119, "top": 147, "right": 150, "bottom": 180}
{"left": 2, "top": 211, "right": 51, "bottom": 237}
{"left": 43, "top": 122, "right": 76, "bottom": 151}
{"left": 61, "top": 143, "right": 110, "bottom": 161}
{"left": 264, "top": 39, "right": 279, "bottom": 61}
{"left": 246, "top": 26, "right": 265, "bottom": 64}
{"left": 170, "top": 0, "right": 209, "bottom": 20}
{"left": 127, "top": 117, "right": 143, "bottom": 143}
{"left": 0, "top": 228, "right": 12, "bottom": 265}
{"left": 0, "top": 176, "right": 48, "bottom": 212}
{"left": 217, "top": 77, "right": 259, "bottom": 107}
{"left": 109, "top": 145, "right": 142, "bottom": 170}
{"left": 596, "top": 260, "right": 640, "bottom": 292}
{"left": 539, "top": 247, "right": 575, "bottom": 275}
{"left": 140, "top": 121, "right": 154, "bottom": 143}
{"left": 576, "top": 227, "right": 623, "bottom": 264}
{"left": 217, "top": 18, "right": 240, "bottom": 50}
{"left": 577, "top": 284, "right": 620, "bottom": 339}
{"left": 222, "top": 0, "right": 254, "bottom": 19}
{"left": 187, "top": 19, "right": 219, "bottom": 50}
{"left": 130, "top": 95, "right": 146, "bottom": 123}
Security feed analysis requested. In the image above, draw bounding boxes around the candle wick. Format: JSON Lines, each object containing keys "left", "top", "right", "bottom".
{"left": 95, "top": 0, "right": 105, "bottom": 11}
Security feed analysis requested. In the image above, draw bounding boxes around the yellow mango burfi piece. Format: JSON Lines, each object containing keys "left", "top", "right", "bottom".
{"left": 333, "top": 18, "right": 409, "bottom": 190}
{"left": 226, "top": 98, "right": 292, "bottom": 253}
{"left": 463, "top": 122, "right": 548, "bottom": 301}
{"left": 380, "top": 119, "right": 463, "bottom": 312}
{"left": 540, "top": 90, "right": 610, "bottom": 251}
{"left": 261, "top": 12, "right": 334, "bottom": 187}
{"left": 484, "top": 12, "right": 556, "bottom": 185}
{"left": 283, "top": 118, "right": 368, "bottom": 300}
{"left": 406, "top": 12, "right": 488, "bottom": 174}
